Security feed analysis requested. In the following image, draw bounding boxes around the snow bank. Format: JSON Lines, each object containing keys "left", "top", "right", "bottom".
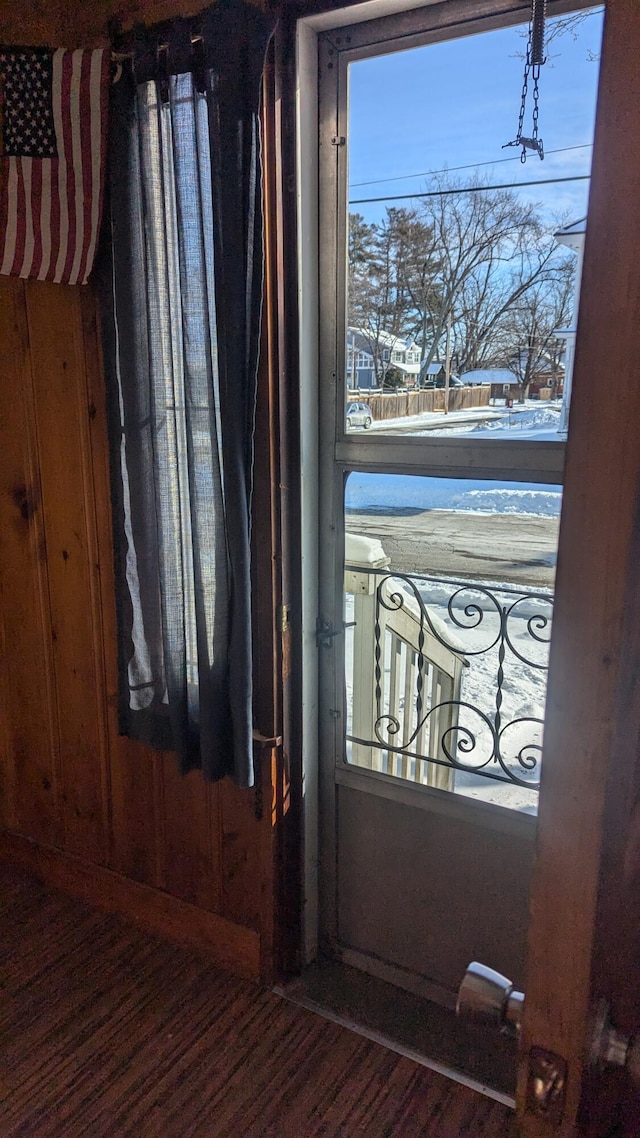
{"left": 346, "top": 473, "right": 562, "bottom": 518}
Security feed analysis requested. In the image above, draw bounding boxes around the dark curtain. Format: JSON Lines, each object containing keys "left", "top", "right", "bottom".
{"left": 99, "top": 0, "right": 275, "bottom": 787}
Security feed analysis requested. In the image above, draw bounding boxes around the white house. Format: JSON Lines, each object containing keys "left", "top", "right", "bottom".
{"left": 375, "top": 329, "right": 423, "bottom": 384}
{"left": 554, "top": 218, "right": 587, "bottom": 435}
{"left": 346, "top": 326, "right": 422, "bottom": 388}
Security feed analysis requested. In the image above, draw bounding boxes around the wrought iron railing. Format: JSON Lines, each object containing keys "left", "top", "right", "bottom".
{"left": 344, "top": 566, "right": 553, "bottom": 793}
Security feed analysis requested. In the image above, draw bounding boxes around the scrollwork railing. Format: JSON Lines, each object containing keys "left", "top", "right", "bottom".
{"left": 345, "top": 569, "right": 553, "bottom": 792}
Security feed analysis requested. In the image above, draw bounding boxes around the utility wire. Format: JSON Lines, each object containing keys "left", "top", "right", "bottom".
{"left": 349, "top": 143, "right": 593, "bottom": 189}
{"left": 349, "top": 174, "right": 590, "bottom": 206}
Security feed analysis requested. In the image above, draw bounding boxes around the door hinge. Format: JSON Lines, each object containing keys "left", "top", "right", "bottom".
{"left": 278, "top": 604, "right": 290, "bottom": 634}
{"left": 331, "top": 135, "right": 346, "bottom": 147}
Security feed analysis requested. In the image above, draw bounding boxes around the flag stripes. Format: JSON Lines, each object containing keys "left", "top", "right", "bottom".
{"left": 0, "top": 47, "right": 108, "bottom": 285}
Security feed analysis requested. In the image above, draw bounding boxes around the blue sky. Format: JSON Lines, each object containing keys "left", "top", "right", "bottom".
{"left": 348, "top": 6, "right": 604, "bottom": 226}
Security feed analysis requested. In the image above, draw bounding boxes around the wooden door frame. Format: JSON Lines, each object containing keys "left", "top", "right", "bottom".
{"left": 277, "top": 0, "right": 640, "bottom": 1128}
{"left": 518, "top": 0, "right": 640, "bottom": 1132}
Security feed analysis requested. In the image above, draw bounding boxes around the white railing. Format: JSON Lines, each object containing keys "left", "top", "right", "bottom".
{"left": 345, "top": 534, "right": 465, "bottom": 792}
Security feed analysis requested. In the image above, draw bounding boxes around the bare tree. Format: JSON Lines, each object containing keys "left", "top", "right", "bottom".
{"left": 490, "top": 258, "right": 575, "bottom": 400}
{"left": 413, "top": 175, "right": 569, "bottom": 377}
{"left": 348, "top": 175, "right": 575, "bottom": 393}
{"left": 517, "top": 8, "right": 603, "bottom": 62}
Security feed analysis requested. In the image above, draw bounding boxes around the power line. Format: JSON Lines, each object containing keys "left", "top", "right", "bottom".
{"left": 349, "top": 143, "right": 593, "bottom": 189}
{"left": 349, "top": 174, "right": 590, "bottom": 206}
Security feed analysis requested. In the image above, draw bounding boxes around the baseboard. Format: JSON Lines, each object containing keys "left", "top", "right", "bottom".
{"left": 0, "top": 831, "right": 261, "bottom": 982}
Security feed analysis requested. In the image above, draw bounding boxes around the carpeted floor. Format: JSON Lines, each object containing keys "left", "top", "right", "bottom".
{"left": 0, "top": 863, "right": 515, "bottom": 1137}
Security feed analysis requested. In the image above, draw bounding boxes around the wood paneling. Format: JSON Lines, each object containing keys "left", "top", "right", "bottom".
{"left": 0, "top": 282, "right": 62, "bottom": 848}
{"left": 517, "top": 0, "right": 640, "bottom": 1133}
{"left": 25, "top": 284, "right": 109, "bottom": 861}
{"left": 0, "top": 1, "right": 283, "bottom": 975}
{"left": 0, "top": 834, "right": 260, "bottom": 978}
{"left": 158, "top": 756, "right": 223, "bottom": 911}
{"left": 0, "top": 3, "right": 66, "bottom": 46}
{"left": 0, "top": 271, "right": 279, "bottom": 956}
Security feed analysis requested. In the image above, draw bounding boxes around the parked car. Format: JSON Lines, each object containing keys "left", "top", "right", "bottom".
{"left": 421, "top": 375, "right": 465, "bottom": 390}
{"left": 346, "top": 401, "right": 373, "bottom": 429}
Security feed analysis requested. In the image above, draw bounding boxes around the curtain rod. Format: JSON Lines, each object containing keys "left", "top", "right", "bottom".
{"left": 111, "top": 34, "right": 204, "bottom": 63}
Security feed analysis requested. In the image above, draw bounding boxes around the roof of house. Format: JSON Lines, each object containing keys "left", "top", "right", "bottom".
{"left": 348, "top": 327, "right": 420, "bottom": 355}
{"left": 371, "top": 329, "right": 414, "bottom": 351}
{"left": 555, "top": 217, "right": 587, "bottom": 237}
{"left": 554, "top": 217, "right": 587, "bottom": 252}
{"left": 347, "top": 329, "right": 375, "bottom": 357}
{"left": 394, "top": 361, "right": 421, "bottom": 376}
{"left": 460, "top": 368, "right": 519, "bottom": 386}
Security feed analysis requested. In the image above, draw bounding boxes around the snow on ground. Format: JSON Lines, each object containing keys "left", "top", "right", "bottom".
{"left": 426, "top": 403, "right": 563, "bottom": 441}
{"left": 346, "top": 473, "right": 562, "bottom": 518}
{"left": 344, "top": 576, "right": 547, "bottom": 815}
{"left": 342, "top": 400, "right": 562, "bottom": 813}
{"left": 360, "top": 399, "right": 563, "bottom": 442}
{"left": 346, "top": 402, "right": 564, "bottom": 519}
{"left": 419, "top": 578, "right": 547, "bottom": 814}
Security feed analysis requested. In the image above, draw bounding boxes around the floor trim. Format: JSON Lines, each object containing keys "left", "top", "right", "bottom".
{"left": 0, "top": 830, "right": 261, "bottom": 981}
{"left": 273, "top": 981, "right": 515, "bottom": 1108}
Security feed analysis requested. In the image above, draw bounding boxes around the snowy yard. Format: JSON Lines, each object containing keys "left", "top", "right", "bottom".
{"left": 343, "top": 421, "right": 562, "bottom": 814}
{"left": 345, "top": 576, "right": 549, "bottom": 815}
{"left": 362, "top": 399, "right": 564, "bottom": 442}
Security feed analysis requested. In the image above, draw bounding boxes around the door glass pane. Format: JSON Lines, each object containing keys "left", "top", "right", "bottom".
{"left": 344, "top": 6, "right": 603, "bottom": 441}
{"left": 344, "top": 472, "right": 562, "bottom": 814}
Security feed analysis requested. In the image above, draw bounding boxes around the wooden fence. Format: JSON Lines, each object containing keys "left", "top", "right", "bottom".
{"left": 349, "top": 385, "right": 491, "bottom": 421}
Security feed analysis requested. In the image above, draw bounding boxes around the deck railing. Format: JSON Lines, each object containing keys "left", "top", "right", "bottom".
{"left": 345, "top": 536, "right": 552, "bottom": 795}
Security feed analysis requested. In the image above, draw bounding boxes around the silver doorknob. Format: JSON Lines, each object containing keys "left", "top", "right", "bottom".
{"left": 456, "top": 961, "right": 524, "bottom": 1036}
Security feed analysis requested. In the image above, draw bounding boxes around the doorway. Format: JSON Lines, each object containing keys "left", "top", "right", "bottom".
{"left": 312, "top": 0, "right": 602, "bottom": 1010}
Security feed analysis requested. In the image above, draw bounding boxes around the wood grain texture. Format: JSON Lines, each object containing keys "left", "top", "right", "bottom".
{"left": 0, "top": 863, "right": 516, "bottom": 1138}
{"left": 518, "top": 0, "right": 640, "bottom": 1134}
{"left": 25, "top": 283, "right": 110, "bottom": 861}
{"left": 0, "top": 280, "right": 62, "bottom": 848}
{"left": 0, "top": 832, "right": 261, "bottom": 980}
{"left": 0, "top": 18, "right": 282, "bottom": 973}
{"left": 0, "top": 1, "right": 66, "bottom": 45}
{"left": 0, "top": 588, "right": 10, "bottom": 829}
{"left": 0, "top": 271, "right": 278, "bottom": 970}
{"left": 158, "top": 754, "right": 223, "bottom": 911}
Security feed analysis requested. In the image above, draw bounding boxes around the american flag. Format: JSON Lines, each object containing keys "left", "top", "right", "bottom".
{"left": 0, "top": 47, "right": 109, "bottom": 285}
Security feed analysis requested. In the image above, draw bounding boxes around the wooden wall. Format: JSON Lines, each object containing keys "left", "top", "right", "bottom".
{"left": 0, "top": 1, "right": 283, "bottom": 981}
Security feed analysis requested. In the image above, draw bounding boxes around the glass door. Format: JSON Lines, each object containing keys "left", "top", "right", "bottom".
{"left": 317, "top": 0, "right": 603, "bottom": 1000}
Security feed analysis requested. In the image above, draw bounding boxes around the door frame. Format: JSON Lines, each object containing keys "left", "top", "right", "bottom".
{"left": 308, "top": 0, "right": 595, "bottom": 962}
{"left": 295, "top": 0, "right": 640, "bottom": 1131}
{"left": 517, "top": 0, "right": 640, "bottom": 1130}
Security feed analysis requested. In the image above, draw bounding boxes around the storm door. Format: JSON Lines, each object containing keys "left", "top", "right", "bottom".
{"left": 316, "top": 0, "right": 602, "bottom": 1002}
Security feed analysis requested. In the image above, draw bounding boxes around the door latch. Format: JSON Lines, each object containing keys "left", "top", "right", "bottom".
{"left": 590, "top": 998, "right": 640, "bottom": 1087}
{"left": 457, "top": 962, "right": 567, "bottom": 1119}
{"left": 316, "top": 617, "right": 356, "bottom": 649}
{"left": 526, "top": 1047, "right": 567, "bottom": 1123}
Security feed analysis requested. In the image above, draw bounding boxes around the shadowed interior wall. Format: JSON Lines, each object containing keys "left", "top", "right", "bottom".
{"left": 0, "top": 0, "right": 282, "bottom": 978}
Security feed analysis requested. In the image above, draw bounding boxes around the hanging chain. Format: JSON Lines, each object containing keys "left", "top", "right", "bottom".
{"left": 503, "top": 0, "right": 546, "bottom": 163}
{"left": 531, "top": 61, "right": 543, "bottom": 159}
